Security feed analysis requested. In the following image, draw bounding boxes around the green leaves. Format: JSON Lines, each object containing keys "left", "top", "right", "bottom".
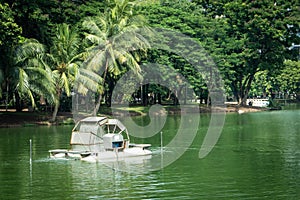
{"left": 0, "top": 3, "right": 22, "bottom": 46}
{"left": 82, "top": 0, "right": 149, "bottom": 78}
{"left": 1, "top": 0, "right": 299, "bottom": 111}
{"left": 277, "top": 60, "right": 300, "bottom": 95}
{"left": 14, "top": 39, "right": 56, "bottom": 107}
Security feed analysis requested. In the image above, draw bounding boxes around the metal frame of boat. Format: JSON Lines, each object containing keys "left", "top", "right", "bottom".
{"left": 49, "top": 117, "right": 151, "bottom": 162}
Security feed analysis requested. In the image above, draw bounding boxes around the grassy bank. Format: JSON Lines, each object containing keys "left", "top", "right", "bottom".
{"left": 0, "top": 104, "right": 268, "bottom": 128}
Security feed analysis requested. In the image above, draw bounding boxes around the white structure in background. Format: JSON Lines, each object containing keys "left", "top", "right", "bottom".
{"left": 49, "top": 117, "right": 151, "bottom": 162}
{"left": 246, "top": 99, "right": 269, "bottom": 107}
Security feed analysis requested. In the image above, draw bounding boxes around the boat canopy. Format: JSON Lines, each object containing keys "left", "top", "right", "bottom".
{"left": 70, "top": 117, "right": 129, "bottom": 151}
{"left": 72, "top": 117, "right": 108, "bottom": 132}
{"left": 106, "top": 119, "right": 127, "bottom": 134}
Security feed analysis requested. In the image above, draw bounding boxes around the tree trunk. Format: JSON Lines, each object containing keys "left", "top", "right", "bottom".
{"left": 5, "top": 80, "right": 9, "bottom": 112}
{"left": 51, "top": 88, "right": 61, "bottom": 122}
{"left": 241, "top": 74, "right": 254, "bottom": 105}
{"left": 184, "top": 84, "right": 187, "bottom": 105}
{"left": 51, "top": 101, "right": 60, "bottom": 122}
{"left": 206, "top": 93, "right": 210, "bottom": 107}
{"left": 142, "top": 84, "right": 148, "bottom": 106}
{"left": 232, "top": 74, "right": 255, "bottom": 106}
{"left": 173, "top": 90, "right": 179, "bottom": 105}
{"left": 105, "top": 77, "right": 114, "bottom": 107}
{"left": 230, "top": 82, "right": 239, "bottom": 105}
{"left": 15, "top": 91, "right": 22, "bottom": 112}
{"left": 92, "top": 59, "right": 109, "bottom": 116}
{"left": 157, "top": 92, "right": 161, "bottom": 104}
{"left": 92, "top": 93, "right": 103, "bottom": 116}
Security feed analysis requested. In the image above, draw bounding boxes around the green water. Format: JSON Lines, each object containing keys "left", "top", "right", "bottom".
{"left": 0, "top": 107, "right": 299, "bottom": 199}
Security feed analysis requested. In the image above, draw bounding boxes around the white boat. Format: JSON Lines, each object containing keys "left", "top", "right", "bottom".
{"left": 49, "top": 117, "right": 152, "bottom": 162}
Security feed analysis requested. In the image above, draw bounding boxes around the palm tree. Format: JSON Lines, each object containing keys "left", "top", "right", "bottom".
{"left": 12, "top": 24, "right": 99, "bottom": 121}
{"left": 14, "top": 39, "right": 56, "bottom": 110}
{"left": 83, "top": 0, "right": 151, "bottom": 115}
{"left": 0, "top": 39, "right": 56, "bottom": 111}
{"left": 49, "top": 23, "right": 101, "bottom": 121}
{"left": 46, "top": 23, "right": 85, "bottom": 121}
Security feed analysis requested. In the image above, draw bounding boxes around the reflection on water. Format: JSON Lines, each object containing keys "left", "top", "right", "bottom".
{"left": 0, "top": 108, "right": 299, "bottom": 199}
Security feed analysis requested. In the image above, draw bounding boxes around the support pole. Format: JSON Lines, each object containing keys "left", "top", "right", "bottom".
{"left": 29, "top": 139, "right": 32, "bottom": 165}
{"left": 29, "top": 139, "right": 33, "bottom": 183}
{"left": 160, "top": 131, "right": 163, "bottom": 152}
{"left": 160, "top": 131, "right": 164, "bottom": 169}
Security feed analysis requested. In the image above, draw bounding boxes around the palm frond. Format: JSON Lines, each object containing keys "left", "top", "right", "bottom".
{"left": 16, "top": 68, "right": 36, "bottom": 107}
{"left": 83, "top": 17, "right": 107, "bottom": 41}
{"left": 82, "top": 0, "right": 150, "bottom": 97}
{"left": 15, "top": 39, "right": 45, "bottom": 64}
{"left": 75, "top": 68, "right": 102, "bottom": 95}
{"left": 85, "top": 34, "right": 104, "bottom": 45}
{"left": 51, "top": 23, "right": 81, "bottom": 64}
{"left": 61, "top": 72, "right": 71, "bottom": 96}
{"left": 84, "top": 48, "right": 106, "bottom": 72}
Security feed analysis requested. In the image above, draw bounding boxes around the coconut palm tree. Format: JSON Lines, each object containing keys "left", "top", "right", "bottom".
{"left": 48, "top": 23, "right": 101, "bottom": 121}
{"left": 13, "top": 24, "right": 100, "bottom": 121}
{"left": 14, "top": 39, "right": 56, "bottom": 110}
{"left": 1, "top": 39, "right": 56, "bottom": 111}
{"left": 83, "top": 0, "right": 151, "bottom": 115}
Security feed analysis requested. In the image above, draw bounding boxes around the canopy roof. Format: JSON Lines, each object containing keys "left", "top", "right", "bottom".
{"left": 106, "top": 119, "right": 126, "bottom": 132}
{"left": 72, "top": 117, "right": 129, "bottom": 139}
{"left": 79, "top": 117, "right": 107, "bottom": 123}
{"left": 70, "top": 117, "right": 130, "bottom": 147}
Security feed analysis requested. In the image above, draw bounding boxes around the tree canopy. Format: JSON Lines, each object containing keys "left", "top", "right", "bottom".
{"left": 0, "top": 0, "right": 299, "bottom": 116}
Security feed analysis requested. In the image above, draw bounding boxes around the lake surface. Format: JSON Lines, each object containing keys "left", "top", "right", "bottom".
{"left": 0, "top": 105, "right": 299, "bottom": 199}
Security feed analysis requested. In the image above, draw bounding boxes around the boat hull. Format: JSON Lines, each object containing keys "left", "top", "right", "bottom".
{"left": 49, "top": 146, "right": 152, "bottom": 162}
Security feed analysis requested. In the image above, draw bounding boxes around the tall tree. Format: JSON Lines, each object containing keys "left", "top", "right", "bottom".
{"left": 194, "top": 0, "right": 300, "bottom": 104}
{"left": 83, "top": 0, "right": 150, "bottom": 115}
{"left": 14, "top": 39, "right": 56, "bottom": 110}
{"left": 0, "top": 2, "right": 24, "bottom": 110}
{"left": 249, "top": 60, "right": 300, "bottom": 100}
{"left": 276, "top": 60, "right": 300, "bottom": 99}
{"left": 140, "top": 0, "right": 214, "bottom": 104}
{"left": 0, "top": 3, "right": 22, "bottom": 99}
{"left": 48, "top": 23, "right": 87, "bottom": 121}
{"left": 2, "top": 0, "right": 92, "bottom": 45}
{"left": 14, "top": 23, "right": 100, "bottom": 120}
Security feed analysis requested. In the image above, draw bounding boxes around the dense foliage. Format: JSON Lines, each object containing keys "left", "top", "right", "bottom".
{"left": 0, "top": 0, "right": 299, "bottom": 119}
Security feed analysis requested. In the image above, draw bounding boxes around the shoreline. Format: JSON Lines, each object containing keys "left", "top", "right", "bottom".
{"left": 0, "top": 105, "right": 272, "bottom": 128}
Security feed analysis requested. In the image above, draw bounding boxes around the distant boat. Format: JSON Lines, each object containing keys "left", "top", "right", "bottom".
{"left": 49, "top": 117, "right": 151, "bottom": 162}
